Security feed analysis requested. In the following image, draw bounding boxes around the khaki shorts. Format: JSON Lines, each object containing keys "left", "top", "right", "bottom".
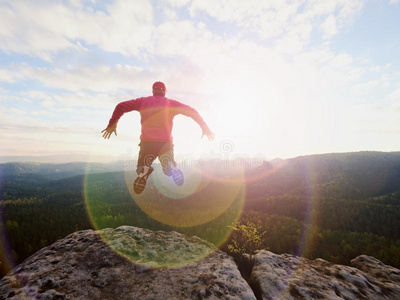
{"left": 136, "top": 141, "right": 176, "bottom": 175}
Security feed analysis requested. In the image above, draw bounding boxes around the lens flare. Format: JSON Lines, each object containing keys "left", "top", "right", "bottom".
{"left": 84, "top": 161, "right": 245, "bottom": 267}
{"left": 0, "top": 203, "right": 37, "bottom": 298}
{"left": 149, "top": 165, "right": 203, "bottom": 199}
{"left": 260, "top": 160, "right": 323, "bottom": 298}
{"left": 126, "top": 167, "right": 244, "bottom": 228}
{"left": 95, "top": 227, "right": 216, "bottom": 268}
{"left": 0, "top": 208, "right": 15, "bottom": 276}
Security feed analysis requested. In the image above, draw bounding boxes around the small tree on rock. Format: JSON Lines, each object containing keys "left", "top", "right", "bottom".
{"left": 227, "top": 220, "right": 267, "bottom": 280}
{"left": 227, "top": 220, "right": 267, "bottom": 255}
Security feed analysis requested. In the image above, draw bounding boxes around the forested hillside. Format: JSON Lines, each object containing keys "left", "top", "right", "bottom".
{"left": 0, "top": 161, "right": 121, "bottom": 180}
{"left": 246, "top": 151, "right": 400, "bottom": 199}
{"left": 1, "top": 151, "right": 400, "bottom": 278}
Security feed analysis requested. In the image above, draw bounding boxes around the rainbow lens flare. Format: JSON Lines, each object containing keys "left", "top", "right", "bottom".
{"left": 84, "top": 164, "right": 245, "bottom": 267}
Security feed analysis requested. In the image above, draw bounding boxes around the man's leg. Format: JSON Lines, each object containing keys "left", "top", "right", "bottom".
{"left": 158, "top": 143, "right": 176, "bottom": 176}
{"left": 159, "top": 143, "right": 184, "bottom": 186}
{"left": 134, "top": 142, "right": 156, "bottom": 194}
{"left": 137, "top": 142, "right": 158, "bottom": 173}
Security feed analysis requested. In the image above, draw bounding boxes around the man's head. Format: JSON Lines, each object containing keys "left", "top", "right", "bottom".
{"left": 152, "top": 81, "right": 166, "bottom": 96}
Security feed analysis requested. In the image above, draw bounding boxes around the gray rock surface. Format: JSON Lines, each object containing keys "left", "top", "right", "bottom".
{"left": 2, "top": 227, "right": 400, "bottom": 300}
{"left": 0, "top": 226, "right": 256, "bottom": 300}
{"left": 251, "top": 250, "right": 400, "bottom": 300}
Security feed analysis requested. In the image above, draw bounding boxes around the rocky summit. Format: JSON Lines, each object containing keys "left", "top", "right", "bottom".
{"left": 0, "top": 226, "right": 255, "bottom": 300}
{"left": 250, "top": 250, "right": 400, "bottom": 299}
{"left": 1, "top": 226, "right": 400, "bottom": 300}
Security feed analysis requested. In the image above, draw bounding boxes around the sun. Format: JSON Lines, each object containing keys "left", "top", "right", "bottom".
{"left": 205, "top": 79, "right": 279, "bottom": 141}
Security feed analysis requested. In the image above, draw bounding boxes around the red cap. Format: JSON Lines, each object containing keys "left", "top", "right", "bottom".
{"left": 152, "top": 81, "right": 166, "bottom": 91}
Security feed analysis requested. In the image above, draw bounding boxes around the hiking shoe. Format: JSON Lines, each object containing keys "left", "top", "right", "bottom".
{"left": 133, "top": 166, "right": 154, "bottom": 194}
{"left": 172, "top": 169, "right": 184, "bottom": 186}
{"left": 162, "top": 166, "right": 173, "bottom": 177}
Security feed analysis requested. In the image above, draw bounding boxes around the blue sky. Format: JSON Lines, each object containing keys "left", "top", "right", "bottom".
{"left": 0, "top": 0, "right": 399, "bottom": 161}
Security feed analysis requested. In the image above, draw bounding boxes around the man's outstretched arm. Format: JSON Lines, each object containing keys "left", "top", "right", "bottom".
{"left": 172, "top": 100, "right": 215, "bottom": 141}
{"left": 101, "top": 99, "right": 141, "bottom": 139}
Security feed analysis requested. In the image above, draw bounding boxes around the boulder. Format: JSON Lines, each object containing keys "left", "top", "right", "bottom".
{"left": 2, "top": 227, "right": 400, "bottom": 300}
{"left": 0, "top": 226, "right": 256, "bottom": 300}
{"left": 250, "top": 250, "right": 400, "bottom": 300}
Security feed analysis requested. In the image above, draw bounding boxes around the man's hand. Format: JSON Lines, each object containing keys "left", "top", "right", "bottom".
{"left": 201, "top": 126, "right": 215, "bottom": 141}
{"left": 101, "top": 124, "right": 117, "bottom": 139}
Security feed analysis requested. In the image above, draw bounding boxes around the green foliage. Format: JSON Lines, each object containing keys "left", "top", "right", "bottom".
{"left": 227, "top": 220, "right": 266, "bottom": 255}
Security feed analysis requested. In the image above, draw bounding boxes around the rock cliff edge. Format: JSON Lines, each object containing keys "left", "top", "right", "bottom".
{"left": 1, "top": 226, "right": 399, "bottom": 300}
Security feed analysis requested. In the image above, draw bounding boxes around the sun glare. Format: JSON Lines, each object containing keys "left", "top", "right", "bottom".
{"left": 204, "top": 77, "right": 284, "bottom": 145}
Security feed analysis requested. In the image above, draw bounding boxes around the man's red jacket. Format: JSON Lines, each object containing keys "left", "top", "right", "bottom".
{"left": 107, "top": 96, "right": 207, "bottom": 142}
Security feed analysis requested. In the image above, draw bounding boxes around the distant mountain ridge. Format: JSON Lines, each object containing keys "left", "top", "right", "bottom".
{"left": 0, "top": 162, "right": 123, "bottom": 181}
{"left": 246, "top": 151, "right": 400, "bottom": 200}
{"left": 0, "top": 154, "right": 118, "bottom": 164}
{"left": 2, "top": 151, "right": 400, "bottom": 198}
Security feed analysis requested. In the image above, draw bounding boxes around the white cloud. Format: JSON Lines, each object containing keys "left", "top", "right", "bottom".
{"left": 0, "top": 2, "right": 80, "bottom": 61}
{"left": 0, "top": 101, "right": 138, "bottom": 157}
{"left": 0, "top": 69, "right": 15, "bottom": 83}
{"left": 68, "top": 0, "right": 96, "bottom": 8}
{"left": 189, "top": 0, "right": 298, "bottom": 39}
{"left": 162, "top": 0, "right": 191, "bottom": 8}
{"left": 151, "top": 20, "right": 216, "bottom": 59}
{"left": 0, "top": 88, "right": 121, "bottom": 122}
{"left": 2, "top": 14, "right": 368, "bottom": 118}
{"left": 386, "top": 88, "right": 400, "bottom": 104}
{"left": 189, "top": 0, "right": 363, "bottom": 44}
{"left": 12, "top": 64, "right": 158, "bottom": 93}
{"left": 24, "top": 90, "right": 123, "bottom": 110}
{"left": 163, "top": 7, "right": 178, "bottom": 20}
{"left": 370, "top": 66, "right": 381, "bottom": 72}
{"left": 0, "top": 0, "right": 364, "bottom": 62}
{"left": 321, "top": 15, "right": 338, "bottom": 38}
{"left": 0, "top": 0, "right": 154, "bottom": 60}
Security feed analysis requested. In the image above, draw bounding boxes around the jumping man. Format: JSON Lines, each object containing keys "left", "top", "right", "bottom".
{"left": 102, "top": 82, "right": 215, "bottom": 194}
